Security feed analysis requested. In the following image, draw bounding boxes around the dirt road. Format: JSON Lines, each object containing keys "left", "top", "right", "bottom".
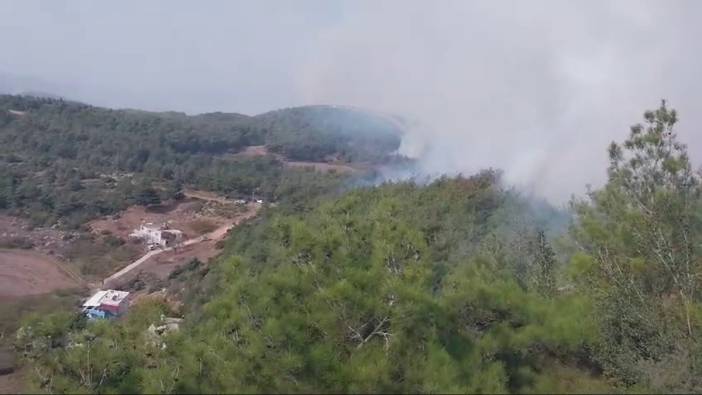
{"left": 103, "top": 202, "right": 260, "bottom": 287}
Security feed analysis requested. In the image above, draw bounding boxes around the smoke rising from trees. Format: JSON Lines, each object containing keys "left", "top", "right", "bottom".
{"left": 2, "top": 0, "right": 702, "bottom": 201}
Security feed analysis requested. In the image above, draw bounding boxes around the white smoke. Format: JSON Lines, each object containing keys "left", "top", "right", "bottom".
{"left": 3, "top": 1, "right": 702, "bottom": 203}
{"left": 296, "top": 0, "right": 702, "bottom": 202}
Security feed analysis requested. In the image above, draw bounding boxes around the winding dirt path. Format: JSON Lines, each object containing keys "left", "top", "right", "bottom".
{"left": 103, "top": 200, "right": 260, "bottom": 287}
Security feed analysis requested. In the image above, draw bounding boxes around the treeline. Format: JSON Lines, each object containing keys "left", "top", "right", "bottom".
{"left": 15, "top": 102, "right": 702, "bottom": 393}
{"left": 0, "top": 96, "right": 400, "bottom": 227}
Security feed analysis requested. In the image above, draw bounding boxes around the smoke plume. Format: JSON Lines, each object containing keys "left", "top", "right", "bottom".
{"left": 3, "top": 1, "right": 702, "bottom": 202}
{"left": 296, "top": 1, "right": 702, "bottom": 202}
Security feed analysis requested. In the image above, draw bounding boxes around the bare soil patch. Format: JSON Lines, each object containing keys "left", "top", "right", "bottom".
{"left": 139, "top": 203, "right": 259, "bottom": 279}
{"left": 183, "top": 190, "right": 234, "bottom": 205}
{"left": 226, "top": 145, "right": 368, "bottom": 174}
{"left": 140, "top": 240, "right": 221, "bottom": 280}
{"left": 105, "top": 201, "right": 260, "bottom": 288}
{"left": 63, "top": 236, "right": 141, "bottom": 279}
{"left": 88, "top": 199, "right": 230, "bottom": 241}
{"left": 0, "top": 349, "right": 14, "bottom": 376}
{"left": 188, "top": 219, "right": 219, "bottom": 234}
{"left": 0, "top": 215, "right": 74, "bottom": 256}
{"left": 235, "top": 145, "right": 269, "bottom": 158}
{"left": 0, "top": 249, "right": 79, "bottom": 298}
{"left": 283, "top": 160, "right": 363, "bottom": 174}
{"left": 0, "top": 368, "right": 25, "bottom": 394}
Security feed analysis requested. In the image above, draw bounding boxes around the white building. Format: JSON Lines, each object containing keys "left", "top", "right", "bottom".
{"left": 129, "top": 223, "right": 183, "bottom": 249}
{"left": 82, "top": 289, "right": 130, "bottom": 319}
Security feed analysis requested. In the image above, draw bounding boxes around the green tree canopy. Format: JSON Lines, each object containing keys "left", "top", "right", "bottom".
{"left": 571, "top": 101, "right": 702, "bottom": 391}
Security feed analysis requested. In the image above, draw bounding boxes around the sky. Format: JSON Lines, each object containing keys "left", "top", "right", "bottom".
{"left": 1, "top": 0, "right": 702, "bottom": 202}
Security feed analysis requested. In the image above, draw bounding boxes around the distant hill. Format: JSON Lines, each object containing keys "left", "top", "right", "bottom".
{"left": 0, "top": 95, "right": 403, "bottom": 162}
{"left": 0, "top": 72, "right": 70, "bottom": 99}
{"left": 0, "top": 94, "right": 405, "bottom": 227}
{"left": 16, "top": 91, "right": 67, "bottom": 100}
{"left": 193, "top": 111, "right": 251, "bottom": 124}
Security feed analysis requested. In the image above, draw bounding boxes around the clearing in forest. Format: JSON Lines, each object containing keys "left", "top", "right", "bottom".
{"left": 88, "top": 198, "right": 234, "bottom": 241}
{"left": 226, "top": 145, "right": 367, "bottom": 174}
{"left": 101, "top": 195, "right": 261, "bottom": 288}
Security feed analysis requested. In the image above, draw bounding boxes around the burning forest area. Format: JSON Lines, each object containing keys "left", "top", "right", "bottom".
{"left": 4, "top": 2, "right": 702, "bottom": 393}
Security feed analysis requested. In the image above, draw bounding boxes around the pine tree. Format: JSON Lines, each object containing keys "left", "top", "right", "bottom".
{"left": 531, "top": 229, "right": 556, "bottom": 297}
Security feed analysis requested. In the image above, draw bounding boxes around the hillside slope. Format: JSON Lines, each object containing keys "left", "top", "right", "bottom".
{"left": 0, "top": 95, "right": 403, "bottom": 227}
{"left": 253, "top": 105, "right": 403, "bottom": 162}
{"left": 17, "top": 173, "right": 607, "bottom": 394}
{"left": 9, "top": 100, "right": 702, "bottom": 394}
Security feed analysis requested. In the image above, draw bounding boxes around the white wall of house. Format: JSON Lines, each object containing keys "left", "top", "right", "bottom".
{"left": 130, "top": 224, "right": 183, "bottom": 249}
{"left": 130, "top": 224, "right": 167, "bottom": 248}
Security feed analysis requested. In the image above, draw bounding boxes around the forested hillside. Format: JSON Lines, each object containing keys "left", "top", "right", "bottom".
{"left": 0, "top": 95, "right": 401, "bottom": 227}
{"left": 10, "top": 101, "right": 702, "bottom": 393}
{"left": 18, "top": 171, "right": 598, "bottom": 393}
{"left": 253, "top": 106, "right": 403, "bottom": 162}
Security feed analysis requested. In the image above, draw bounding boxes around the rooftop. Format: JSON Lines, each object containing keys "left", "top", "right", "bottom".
{"left": 83, "top": 289, "right": 130, "bottom": 308}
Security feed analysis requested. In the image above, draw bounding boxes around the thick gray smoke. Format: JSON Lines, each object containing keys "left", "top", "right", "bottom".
{"left": 2, "top": 1, "right": 702, "bottom": 202}
{"left": 297, "top": 1, "right": 702, "bottom": 202}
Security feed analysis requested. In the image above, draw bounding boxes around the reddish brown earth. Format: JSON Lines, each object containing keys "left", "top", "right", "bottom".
{"left": 0, "top": 249, "right": 79, "bottom": 298}
{"left": 137, "top": 203, "right": 259, "bottom": 280}
{"left": 88, "top": 199, "right": 228, "bottom": 241}
{"left": 0, "top": 368, "right": 25, "bottom": 394}
{"left": 0, "top": 215, "right": 74, "bottom": 256}
{"left": 102, "top": 198, "right": 260, "bottom": 288}
{"left": 139, "top": 240, "right": 221, "bottom": 279}
{"left": 236, "top": 145, "right": 269, "bottom": 157}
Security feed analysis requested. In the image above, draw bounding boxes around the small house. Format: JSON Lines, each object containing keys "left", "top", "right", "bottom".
{"left": 82, "top": 290, "right": 130, "bottom": 319}
{"left": 130, "top": 223, "right": 183, "bottom": 249}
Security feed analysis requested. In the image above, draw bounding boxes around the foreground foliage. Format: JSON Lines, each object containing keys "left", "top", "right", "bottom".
{"left": 15, "top": 101, "right": 702, "bottom": 393}
{"left": 571, "top": 101, "right": 702, "bottom": 391}
{"left": 18, "top": 173, "right": 605, "bottom": 393}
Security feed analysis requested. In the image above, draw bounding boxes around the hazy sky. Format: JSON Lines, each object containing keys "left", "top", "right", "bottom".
{"left": 2, "top": 1, "right": 701, "bottom": 202}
